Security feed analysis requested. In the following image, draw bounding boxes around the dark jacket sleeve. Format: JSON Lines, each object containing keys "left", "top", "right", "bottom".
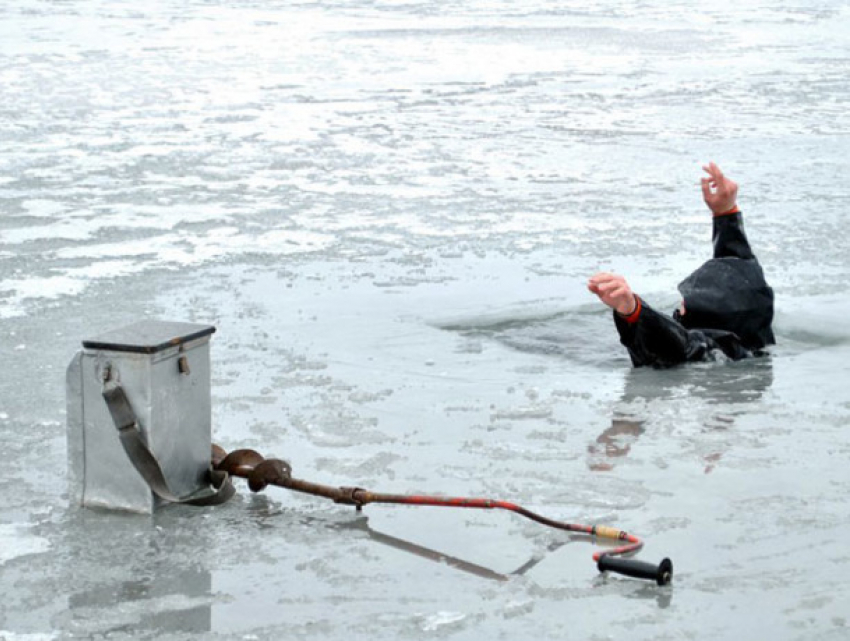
{"left": 612, "top": 297, "right": 749, "bottom": 367}
{"left": 713, "top": 211, "right": 755, "bottom": 260}
{"left": 613, "top": 298, "right": 695, "bottom": 368}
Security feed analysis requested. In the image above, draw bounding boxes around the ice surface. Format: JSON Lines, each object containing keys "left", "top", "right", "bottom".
{"left": 0, "top": 524, "right": 51, "bottom": 566}
{"left": 1, "top": 1, "right": 849, "bottom": 639}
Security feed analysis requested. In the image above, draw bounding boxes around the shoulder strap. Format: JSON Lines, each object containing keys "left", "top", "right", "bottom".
{"left": 102, "top": 383, "right": 235, "bottom": 506}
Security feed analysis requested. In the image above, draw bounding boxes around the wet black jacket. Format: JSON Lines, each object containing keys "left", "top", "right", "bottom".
{"left": 613, "top": 211, "right": 774, "bottom": 368}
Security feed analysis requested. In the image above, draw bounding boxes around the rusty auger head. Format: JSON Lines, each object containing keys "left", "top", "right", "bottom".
{"left": 211, "top": 444, "right": 228, "bottom": 468}
{"left": 248, "top": 459, "right": 293, "bottom": 493}
{"left": 214, "top": 447, "right": 292, "bottom": 494}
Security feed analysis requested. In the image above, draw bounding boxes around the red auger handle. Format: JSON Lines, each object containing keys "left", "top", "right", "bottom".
{"left": 597, "top": 556, "right": 673, "bottom": 586}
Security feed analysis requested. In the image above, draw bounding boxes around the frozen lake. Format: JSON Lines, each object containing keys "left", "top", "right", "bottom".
{"left": 1, "top": 1, "right": 849, "bottom": 639}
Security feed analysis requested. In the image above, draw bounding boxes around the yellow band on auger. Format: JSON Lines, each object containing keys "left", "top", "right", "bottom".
{"left": 594, "top": 525, "right": 625, "bottom": 540}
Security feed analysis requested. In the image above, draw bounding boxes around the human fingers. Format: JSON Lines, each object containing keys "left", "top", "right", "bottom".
{"left": 607, "top": 284, "right": 631, "bottom": 301}
{"left": 709, "top": 163, "right": 735, "bottom": 192}
{"left": 596, "top": 277, "right": 627, "bottom": 294}
{"left": 707, "top": 161, "right": 723, "bottom": 175}
{"left": 701, "top": 177, "right": 714, "bottom": 199}
{"left": 588, "top": 272, "right": 615, "bottom": 289}
{"left": 600, "top": 284, "right": 633, "bottom": 310}
{"left": 588, "top": 272, "right": 613, "bottom": 294}
{"left": 703, "top": 162, "right": 726, "bottom": 185}
{"left": 595, "top": 281, "right": 618, "bottom": 296}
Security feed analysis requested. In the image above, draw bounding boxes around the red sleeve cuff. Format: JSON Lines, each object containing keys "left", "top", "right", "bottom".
{"left": 713, "top": 205, "right": 740, "bottom": 217}
{"left": 618, "top": 295, "right": 642, "bottom": 324}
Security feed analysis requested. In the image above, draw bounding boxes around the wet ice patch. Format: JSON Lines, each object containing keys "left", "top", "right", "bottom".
{"left": 418, "top": 611, "right": 468, "bottom": 632}
{"left": 0, "top": 275, "right": 86, "bottom": 319}
{"left": 773, "top": 297, "right": 850, "bottom": 349}
{"left": 438, "top": 302, "right": 625, "bottom": 367}
{"left": 0, "top": 218, "right": 102, "bottom": 244}
{"left": 491, "top": 405, "right": 553, "bottom": 420}
{"left": 0, "top": 223, "right": 335, "bottom": 319}
{"left": 0, "top": 524, "right": 51, "bottom": 566}
{"left": 56, "top": 593, "right": 214, "bottom": 631}
{"left": 20, "top": 199, "right": 67, "bottom": 218}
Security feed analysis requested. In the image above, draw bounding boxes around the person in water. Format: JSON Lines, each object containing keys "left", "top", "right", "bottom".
{"left": 588, "top": 162, "right": 774, "bottom": 368}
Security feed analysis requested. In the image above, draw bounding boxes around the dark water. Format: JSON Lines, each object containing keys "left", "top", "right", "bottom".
{"left": 1, "top": 1, "right": 849, "bottom": 639}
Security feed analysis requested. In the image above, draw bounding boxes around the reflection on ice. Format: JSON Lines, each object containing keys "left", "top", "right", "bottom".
{"left": 65, "top": 572, "right": 212, "bottom": 636}
{"left": 589, "top": 357, "right": 775, "bottom": 472}
{"left": 0, "top": 524, "right": 51, "bottom": 566}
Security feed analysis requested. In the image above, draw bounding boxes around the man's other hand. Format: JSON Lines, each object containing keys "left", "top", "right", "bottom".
{"left": 588, "top": 272, "right": 637, "bottom": 316}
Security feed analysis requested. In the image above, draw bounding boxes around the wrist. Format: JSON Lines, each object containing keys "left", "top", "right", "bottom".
{"left": 615, "top": 295, "right": 641, "bottom": 322}
{"left": 712, "top": 204, "right": 740, "bottom": 217}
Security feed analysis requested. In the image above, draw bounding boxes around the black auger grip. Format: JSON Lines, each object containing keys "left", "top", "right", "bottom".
{"left": 597, "top": 556, "right": 673, "bottom": 585}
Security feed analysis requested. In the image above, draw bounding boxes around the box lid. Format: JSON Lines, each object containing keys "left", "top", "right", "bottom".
{"left": 82, "top": 320, "right": 216, "bottom": 354}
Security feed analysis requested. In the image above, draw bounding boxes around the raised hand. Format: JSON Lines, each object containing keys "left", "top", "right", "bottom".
{"left": 701, "top": 162, "right": 738, "bottom": 215}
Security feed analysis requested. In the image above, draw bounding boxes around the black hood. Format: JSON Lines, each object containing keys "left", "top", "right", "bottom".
{"left": 676, "top": 257, "right": 775, "bottom": 349}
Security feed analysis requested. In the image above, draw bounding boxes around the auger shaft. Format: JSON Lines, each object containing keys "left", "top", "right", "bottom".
{"left": 212, "top": 446, "right": 672, "bottom": 585}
